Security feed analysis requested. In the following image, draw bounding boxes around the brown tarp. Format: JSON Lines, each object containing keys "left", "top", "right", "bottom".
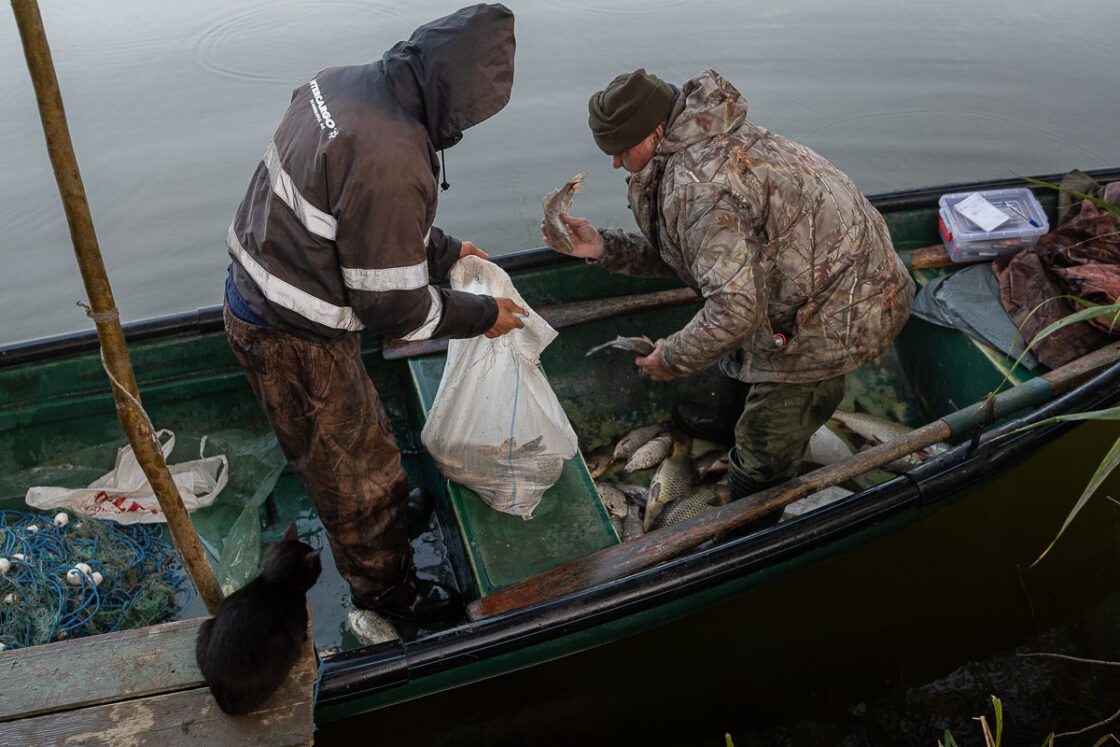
{"left": 991, "top": 179, "right": 1120, "bottom": 369}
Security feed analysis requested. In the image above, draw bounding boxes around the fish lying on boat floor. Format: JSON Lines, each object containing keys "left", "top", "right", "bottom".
{"left": 542, "top": 172, "right": 585, "bottom": 254}
{"left": 830, "top": 410, "right": 948, "bottom": 471}
{"left": 653, "top": 482, "right": 731, "bottom": 530}
{"left": 644, "top": 431, "right": 695, "bottom": 531}
{"left": 780, "top": 485, "right": 853, "bottom": 519}
{"left": 621, "top": 431, "right": 673, "bottom": 477}
{"left": 612, "top": 423, "right": 667, "bottom": 466}
{"left": 615, "top": 482, "right": 649, "bottom": 508}
{"left": 585, "top": 335, "right": 656, "bottom": 357}
{"left": 805, "top": 425, "right": 854, "bottom": 466}
{"left": 695, "top": 449, "right": 730, "bottom": 480}
{"left": 583, "top": 440, "right": 617, "bottom": 479}
{"left": 595, "top": 481, "right": 628, "bottom": 518}
{"left": 347, "top": 608, "right": 400, "bottom": 646}
{"left": 621, "top": 502, "right": 643, "bottom": 542}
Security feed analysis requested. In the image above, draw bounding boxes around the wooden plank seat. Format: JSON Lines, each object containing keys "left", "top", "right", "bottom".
{"left": 407, "top": 355, "right": 618, "bottom": 597}
{"left": 0, "top": 614, "right": 316, "bottom": 746}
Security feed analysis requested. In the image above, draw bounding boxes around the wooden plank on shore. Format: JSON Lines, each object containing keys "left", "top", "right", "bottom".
{"left": 0, "top": 610, "right": 317, "bottom": 746}
{"left": 0, "top": 617, "right": 205, "bottom": 721}
{"left": 0, "top": 666, "right": 316, "bottom": 746}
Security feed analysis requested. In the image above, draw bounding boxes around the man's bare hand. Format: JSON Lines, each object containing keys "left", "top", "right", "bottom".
{"left": 540, "top": 214, "right": 605, "bottom": 260}
{"left": 459, "top": 240, "right": 489, "bottom": 261}
{"left": 636, "top": 339, "right": 674, "bottom": 381}
{"left": 486, "top": 297, "right": 527, "bottom": 338}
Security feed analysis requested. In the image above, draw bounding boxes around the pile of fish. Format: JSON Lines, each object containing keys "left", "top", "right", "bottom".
{"left": 584, "top": 407, "right": 950, "bottom": 542}
{"left": 585, "top": 423, "right": 732, "bottom": 542}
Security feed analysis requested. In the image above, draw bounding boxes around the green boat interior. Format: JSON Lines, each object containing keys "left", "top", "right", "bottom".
{"left": 0, "top": 188, "right": 1060, "bottom": 654}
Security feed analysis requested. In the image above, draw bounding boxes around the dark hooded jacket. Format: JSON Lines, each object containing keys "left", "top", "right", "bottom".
{"left": 227, "top": 4, "right": 515, "bottom": 341}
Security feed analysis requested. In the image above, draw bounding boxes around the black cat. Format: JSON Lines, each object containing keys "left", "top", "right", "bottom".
{"left": 195, "top": 522, "right": 322, "bottom": 715}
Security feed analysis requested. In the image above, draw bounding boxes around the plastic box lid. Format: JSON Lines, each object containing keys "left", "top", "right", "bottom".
{"left": 938, "top": 187, "right": 1049, "bottom": 262}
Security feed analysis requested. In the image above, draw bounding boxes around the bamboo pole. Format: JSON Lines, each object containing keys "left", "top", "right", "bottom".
{"left": 11, "top": 0, "right": 223, "bottom": 613}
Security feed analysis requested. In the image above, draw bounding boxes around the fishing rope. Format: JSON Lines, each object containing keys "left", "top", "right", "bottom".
{"left": 0, "top": 509, "right": 192, "bottom": 650}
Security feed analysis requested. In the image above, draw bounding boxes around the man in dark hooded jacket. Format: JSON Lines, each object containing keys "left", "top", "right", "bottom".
{"left": 223, "top": 4, "right": 520, "bottom": 625}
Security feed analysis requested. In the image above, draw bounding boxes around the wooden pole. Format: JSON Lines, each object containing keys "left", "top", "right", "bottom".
{"left": 382, "top": 286, "right": 701, "bottom": 360}
{"left": 467, "top": 341, "right": 1120, "bottom": 620}
{"left": 11, "top": 0, "right": 223, "bottom": 613}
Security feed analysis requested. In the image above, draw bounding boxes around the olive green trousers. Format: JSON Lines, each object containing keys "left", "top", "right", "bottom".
{"left": 729, "top": 375, "right": 847, "bottom": 495}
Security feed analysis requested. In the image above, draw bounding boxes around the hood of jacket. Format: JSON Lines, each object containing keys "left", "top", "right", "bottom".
{"left": 382, "top": 3, "right": 515, "bottom": 150}
{"left": 660, "top": 69, "right": 750, "bottom": 155}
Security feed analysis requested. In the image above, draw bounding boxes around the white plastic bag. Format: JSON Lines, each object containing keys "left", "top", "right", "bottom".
{"left": 421, "top": 256, "right": 578, "bottom": 518}
{"left": 25, "top": 430, "right": 228, "bottom": 524}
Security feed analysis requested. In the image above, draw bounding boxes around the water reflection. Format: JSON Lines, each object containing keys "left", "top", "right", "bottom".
{"left": 1, "top": 0, "right": 1118, "bottom": 345}
{"left": 189, "top": 1, "right": 410, "bottom": 84}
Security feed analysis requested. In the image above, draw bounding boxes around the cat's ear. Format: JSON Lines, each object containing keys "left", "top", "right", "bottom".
{"left": 282, "top": 523, "right": 299, "bottom": 543}
{"left": 304, "top": 548, "right": 322, "bottom": 568}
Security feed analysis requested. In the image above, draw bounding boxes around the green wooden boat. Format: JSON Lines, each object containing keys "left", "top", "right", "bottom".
{"left": 1, "top": 169, "right": 1118, "bottom": 725}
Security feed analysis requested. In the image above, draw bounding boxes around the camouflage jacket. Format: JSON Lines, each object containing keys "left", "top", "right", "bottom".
{"left": 593, "top": 70, "right": 914, "bottom": 383}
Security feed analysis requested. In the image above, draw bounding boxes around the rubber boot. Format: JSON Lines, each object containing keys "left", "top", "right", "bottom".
{"left": 671, "top": 376, "right": 751, "bottom": 445}
{"left": 726, "top": 447, "right": 783, "bottom": 533}
{"left": 406, "top": 486, "right": 434, "bottom": 538}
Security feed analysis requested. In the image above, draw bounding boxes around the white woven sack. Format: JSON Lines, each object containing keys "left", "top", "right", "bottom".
{"left": 421, "top": 256, "right": 577, "bottom": 518}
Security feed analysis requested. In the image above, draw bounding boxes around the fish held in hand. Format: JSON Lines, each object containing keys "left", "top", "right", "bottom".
{"left": 585, "top": 335, "right": 656, "bottom": 357}
{"left": 542, "top": 172, "right": 586, "bottom": 254}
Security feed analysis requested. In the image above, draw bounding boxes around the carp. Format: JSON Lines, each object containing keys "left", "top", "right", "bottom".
{"left": 595, "top": 481, "right": 629, "bottom": 518}
{"left": 694, "top": 449, "right": 730, "bottom": 480}
{"left": 583, "top": 440, "right": 617, "bottom": 479}
{"left": 346, "top": 608, "right": 400, "bottom": 645}
{"left": 620, "top": 431, "right": 673, "bottom": 477}
{"left": 542, "top": 172, "right": 586, "bottom": 254}
{"left": 643, "top": 431, "right": 694, "bottom": 531}
{"left": 653, "top": 483, "right": 732, "bottom": 529}
{"left": 621, "top": 502, "right": 644, "bottom": 542}
{"left": 829, "top": 410, "right": 948, "bottom": 471}
{"left": 611, "top": 423, "right": 667, "bottom": 465}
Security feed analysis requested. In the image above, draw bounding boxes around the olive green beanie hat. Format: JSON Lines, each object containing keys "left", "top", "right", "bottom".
{"left": 588, "top": 69, "right": 674, "bottom": 156}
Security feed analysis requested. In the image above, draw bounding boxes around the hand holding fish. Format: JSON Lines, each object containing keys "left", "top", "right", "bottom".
{"left": 485, "top": 297, "right": 527, "bottom": 338}
{"left": 540, "top": 213, "right": 604, "bottom": 260}
{"left": 636, "top": 338, "right": 674, "bottom": 381}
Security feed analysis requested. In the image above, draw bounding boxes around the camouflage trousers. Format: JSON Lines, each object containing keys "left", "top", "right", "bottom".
{"left": 224, "top": 304, "right": 412, "bottom": 608}
{"left": 731, "top": 375, "right": 847, "bottom": 493}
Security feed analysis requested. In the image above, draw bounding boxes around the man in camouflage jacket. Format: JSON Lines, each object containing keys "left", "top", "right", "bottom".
{"left": 547, "top": 68, "right": 914, "bottom": 520}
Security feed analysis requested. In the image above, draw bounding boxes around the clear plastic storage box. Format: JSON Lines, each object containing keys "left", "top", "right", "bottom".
{"left": 938, "top": 187, "right": 1049, "bottom": 263}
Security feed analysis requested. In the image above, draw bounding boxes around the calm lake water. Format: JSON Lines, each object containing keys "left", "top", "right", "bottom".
{"left": 4, "top": 2, "right": 1120, "bottom": 743}
{"left": 2, "top": 0, "right": 1119, "bottom": 347}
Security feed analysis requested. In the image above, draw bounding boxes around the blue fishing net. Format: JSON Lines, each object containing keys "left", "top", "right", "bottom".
{"left": 0, "top": 510, "right": 192, "bottom": 650}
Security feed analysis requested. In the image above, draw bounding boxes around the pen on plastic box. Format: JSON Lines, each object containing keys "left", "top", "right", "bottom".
{"left": 1004, "top": 202, "right": 1040, "bottom": 228}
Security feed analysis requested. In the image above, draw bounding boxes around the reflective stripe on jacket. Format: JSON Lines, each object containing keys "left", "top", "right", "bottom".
{"left": 228, "top": 4, "right": 515, "bottom": 342}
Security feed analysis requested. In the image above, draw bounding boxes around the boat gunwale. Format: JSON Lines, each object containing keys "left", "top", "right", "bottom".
{"left": 3, "top": 166, "right": 1118, "bottom": 370}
